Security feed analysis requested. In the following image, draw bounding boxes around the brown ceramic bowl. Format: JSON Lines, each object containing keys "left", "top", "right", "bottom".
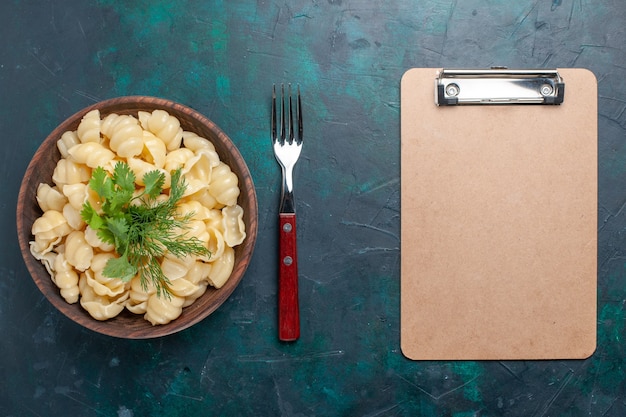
{"left": 17, "top": 96, "right": 258, "bottom": 339}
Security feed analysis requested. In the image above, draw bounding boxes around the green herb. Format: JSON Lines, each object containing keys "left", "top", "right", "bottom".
{"left": 80, "top": 162, "right": 210, "bottom": 298}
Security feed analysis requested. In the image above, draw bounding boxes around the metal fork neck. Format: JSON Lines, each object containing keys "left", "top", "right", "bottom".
{"left": 279, "top": 167, "right": 296, "bottom": 213}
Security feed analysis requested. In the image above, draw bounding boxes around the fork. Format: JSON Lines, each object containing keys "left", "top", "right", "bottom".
{"left": 272, "top": 83, "right": 303, "bottom": 341}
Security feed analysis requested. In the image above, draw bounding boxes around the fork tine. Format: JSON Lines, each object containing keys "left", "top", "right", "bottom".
{"left": 280, "top": 84, "right": 286, "bottom": 145}
{"left": 296, "top": 85, "right": 303, "bottom": 144}
{"left": 271, "top": 84, "right": 277, "bottom": 142}
{"left": 288, "top": 84, "right": 295, "bottom": 144}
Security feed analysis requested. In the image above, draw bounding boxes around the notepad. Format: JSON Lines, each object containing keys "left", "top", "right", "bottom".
{"left": 400, "top": 68, "right": 597, "bottom": 360}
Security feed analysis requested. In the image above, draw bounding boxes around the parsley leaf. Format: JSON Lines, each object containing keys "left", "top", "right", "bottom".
{"left": 89, "top": 167, "right": 114, "bottom": 200}
{"left": 81, "top": 202, "right": 104, "bottom": 230}
{"left": 106, "top": 216, "right": 129, "bottom": 253}
{"left": 142, "top": 170, "right": 166, "bottom": 200}
{"left": 112, "top": 161, "right": 136, "bottom": 195}
{"left": 103, "top": 255, "right": 137, "bottom": 282}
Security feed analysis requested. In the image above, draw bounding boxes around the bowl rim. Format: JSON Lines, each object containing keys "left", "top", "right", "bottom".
{"left": 16, "top": 95, "right": 258, "bottom": 339}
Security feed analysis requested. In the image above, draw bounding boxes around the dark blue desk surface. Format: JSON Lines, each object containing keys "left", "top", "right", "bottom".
{"left": 2, "top": 1, "right": 625, "bottom": 416}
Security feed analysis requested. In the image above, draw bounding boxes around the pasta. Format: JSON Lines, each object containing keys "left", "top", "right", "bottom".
{"left": 181, "top": 261, "right": 212, "bottom": 307}
{"left": 64, "top": 230, "right": 94, "bottom": 272}
{"left": 182, "top": 186, "right": 218, "bottom": 210}
{"left": 169, "top": 275, "right": 202, "bottom": 298}
{"left": 208, "top": 162, "right": 240, "bottom": 207}
{"left": 36, "top": 183, "right": 67, "bottom": 212}
{"left": 160, "top": 254, "right": 195, "bottom": 281}
{"left": 87, "top": 253, "right": 127, "bottom": 297}
{"left": 125, "top": 275, "right": 153, "bottom": 314}
{"left": 222, "top": 205, "right": 246, "bottom": 247}
{"left": 76, "top": 109, "right": 102, "bottom": 143}
{"left": 144, "top": 292, "right": 185, "bottom": 325}
{"left": 164, "top": 148, "right": 194, "bottom": 173}
{"left": 141, "top": 131, "right": 167, "bottom": 168}
{"left": 62, "top": 203, "right": 84, "bottom": 230}
{"left": 57, "top": 130, "right": 80, "bottom": 158}
{"left": 182, "top": 130, "right": 216, "bottom": 153}
{"left": 204, "top": 224, "right": 225, "bottom": 261}
{"left": 30, "top": 209, "right": 72, "bottom": 255}
{"left": 29, "top": 108, "right": 247, "bottom": 325}
{"left": 68, "top": 142, "right": 116, "bottom": 168}
{"left": 79, "top": 273, "right": 129, "bottom": 321}
{"left": 141, "top": 109, "right": 183, "bottom": 151}
{"left": 101, "top": 113, "right": 144, "bottom": 158}
{"left": 207, "top": 246, "right": 235, "bottom": 289}
{"left": 52, "top": 253, "right": 80, "bottom": 304}
{"left": 52, "top": 158, "right": 91, "bottom": 188}
{"left": 62, "top": 183, "right": 89, "bottom": 211}
{"left": 181, "top": 152, "right": 216, "bottom": 196}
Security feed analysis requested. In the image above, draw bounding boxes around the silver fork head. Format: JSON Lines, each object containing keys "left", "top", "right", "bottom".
{"left": 272, "top": 83, "right": 303, "bottom": 147}
{"left": 272, "top": 84, "right": 303, "bottom": 213}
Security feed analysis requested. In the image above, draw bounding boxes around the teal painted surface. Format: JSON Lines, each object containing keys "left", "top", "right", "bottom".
{"left": 2, "top": 0, "right": 626, "bottom": 416}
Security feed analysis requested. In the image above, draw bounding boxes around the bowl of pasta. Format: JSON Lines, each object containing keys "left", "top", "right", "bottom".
{"left": 17, "top": 96, "right": 258, "bottom": 338}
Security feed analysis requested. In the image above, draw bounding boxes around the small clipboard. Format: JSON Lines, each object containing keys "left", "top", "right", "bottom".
{"left": 400, "top": 68, "right": 597, "bottom": 360}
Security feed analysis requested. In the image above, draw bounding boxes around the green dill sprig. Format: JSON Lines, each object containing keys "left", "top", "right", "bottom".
{"left": 80, "top": 162, "right": 210, "bottom": 298}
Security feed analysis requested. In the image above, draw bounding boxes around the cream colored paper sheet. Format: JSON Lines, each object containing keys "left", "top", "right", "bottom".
{"left": 400, "top": 68, "right": 597, "bottom": 360}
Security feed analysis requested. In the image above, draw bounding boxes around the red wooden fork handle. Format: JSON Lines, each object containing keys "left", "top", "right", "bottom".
{"left": 278, "top": 213, "right": 300, "bottom": 341}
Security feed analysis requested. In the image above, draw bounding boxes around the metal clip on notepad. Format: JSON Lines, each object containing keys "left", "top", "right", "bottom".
{"left": 436, "top": 68, "right": 565, "bottom": 106}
